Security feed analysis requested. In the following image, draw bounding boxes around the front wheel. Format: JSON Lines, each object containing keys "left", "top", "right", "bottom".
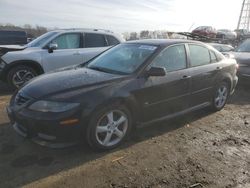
{"left": 86, "top": 104, "right": 132, "bottom": 150}
{"left": 7, "top": 65, "right": 37, "bottom": 89}
{"left": 211, "top": 82, "right": 229, "bottom": 111}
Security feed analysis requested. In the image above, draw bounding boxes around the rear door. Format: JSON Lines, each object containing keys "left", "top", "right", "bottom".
{"left": 81, "top": 33, "right": 110, "bottom": 63}
{"left": 187, "top": 44, "right": 222, "bottom": 107}
{"left": 42, "top": 32, "right": 83, "bottom": 71}
{"left": 138, "top": 44, "right": 191, "bottom": 122}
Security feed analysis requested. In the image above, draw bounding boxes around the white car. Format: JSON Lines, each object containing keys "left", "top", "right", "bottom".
{"left": 0, "top": 29, "right": 124, "bottom": 88}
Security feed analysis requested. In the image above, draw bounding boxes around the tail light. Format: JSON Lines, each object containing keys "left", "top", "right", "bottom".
{"left": 236, "top": 63, "right": 239, "bottom": 69}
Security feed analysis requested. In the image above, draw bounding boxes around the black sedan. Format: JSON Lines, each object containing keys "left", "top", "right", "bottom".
{"left": 7, "top": 39, "right": 238, "bottom": 150}
{"left": 231, "top": 39, "right": 250, "bottom": 82}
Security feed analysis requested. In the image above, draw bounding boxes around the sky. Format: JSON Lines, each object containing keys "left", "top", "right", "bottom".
{"left": 0, "top": 0, "right": 242, "bottom": 33}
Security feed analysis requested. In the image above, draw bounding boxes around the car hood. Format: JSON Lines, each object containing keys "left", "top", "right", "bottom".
{"left": 20, "top": 67, "right": 126, "bottom": 99}
{"left": 230, "top": 52, "right": 250, "bottom": 65}
{"left": 0, "top": 45, "right": 26, "bottom": 56}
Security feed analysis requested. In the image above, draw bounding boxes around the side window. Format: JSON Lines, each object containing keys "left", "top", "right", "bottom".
{"left": 210, "top": 50, "right": 217, "bottom": 63}
{"left": 151, "top": 45, "right": 187, "bottom": 72}
{"left": 52, "top": 33, "right": 81, "bottom": 49}
{"left": 106, "top": 35, "right": 120, "bottom": 46}
{"left": 215, "top": 51, "right": 224, "bottom": 61}
{"left": 84, "top": 33, "right": 107, "bottom": 48}
{"left": 189, "top": 44, "right": 210, "bottom": 67}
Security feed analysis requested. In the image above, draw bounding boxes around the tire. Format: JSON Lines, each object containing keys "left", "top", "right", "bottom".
{"left": 211, "top": 82, "right": 229, "bottom": 111}
{"left": 7, "top": 65, "right": 38, "bottom": 89}
{"left": 86, "top": 104, "right": 132, "bottom": 151}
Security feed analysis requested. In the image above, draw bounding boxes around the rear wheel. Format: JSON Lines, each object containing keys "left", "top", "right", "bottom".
{"left": 7, "top": 65, "right": 37, "bottom": 88}
{"left": 211, "top": 82, "right": 229, "bottom": 111}
{"left": 86, "top": 104, "right": 132, "bottom": 150}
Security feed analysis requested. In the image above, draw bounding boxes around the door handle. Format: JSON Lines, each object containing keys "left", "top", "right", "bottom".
{"left": 181, "top": 75, "right": 191, "bottom": 80}
{"left": 216, "top": 66, "right": 223, "bottom": 70}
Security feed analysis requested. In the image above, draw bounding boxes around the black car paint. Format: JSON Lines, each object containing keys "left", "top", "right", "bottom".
{"left": 7, "top": 40, "right": 238, "bottom": 147}
{"left": 231, "top": 52, "right": 250, "bottom": 81}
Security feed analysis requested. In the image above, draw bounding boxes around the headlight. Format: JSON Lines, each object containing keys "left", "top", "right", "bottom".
{"left": 28, "top": 100, "right": 80, "bottom": 113}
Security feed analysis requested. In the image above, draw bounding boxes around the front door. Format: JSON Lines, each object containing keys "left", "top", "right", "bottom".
{"left": 136, "top": 44, "right": 191, "bottom": 122}
{"left": 42, "top": 33, "right": 83, "bottom": 72}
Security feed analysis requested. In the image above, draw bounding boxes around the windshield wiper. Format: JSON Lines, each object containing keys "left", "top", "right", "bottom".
{"left": 87, "top": 66, "right": 127, "bottom": 75}
{"left": 87, "top": 66, "right": 113, "bottom": 73}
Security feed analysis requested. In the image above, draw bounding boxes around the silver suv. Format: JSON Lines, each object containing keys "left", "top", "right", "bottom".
{"left": 0, "top": 29, "right": 124, "bottom": 88}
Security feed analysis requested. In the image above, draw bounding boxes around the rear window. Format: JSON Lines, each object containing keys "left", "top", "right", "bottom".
{"left": 84, "top": 33, "right": 107, "bottom": 48}
{"left": 106, "top": 35, "right": 120, "bottom": 46}
{"left": 210, "top": 51, "right": 217, "bottom": 63}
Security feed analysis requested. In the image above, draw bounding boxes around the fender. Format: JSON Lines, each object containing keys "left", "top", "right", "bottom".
{"left": 1, "top": 60, "right": 44, "bottom": 80}
{"left": 215, "top": 71, "right": 233, "bottom": 91}
{"left": 80, "top": 81, "right": 142, "bottom": 125}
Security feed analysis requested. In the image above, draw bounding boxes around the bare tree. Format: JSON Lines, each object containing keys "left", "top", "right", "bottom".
{"left": 129, "top": 32, "right": 138, "bottom": 41}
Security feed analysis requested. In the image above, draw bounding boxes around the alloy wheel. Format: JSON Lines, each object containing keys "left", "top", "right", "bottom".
{"left": 95, "top": 110, "right": 128, "bottom": 147}
{"left": 214, "top": 85, "right": 228, "bottom": 109}
{"left": 12, "top": 69, "right": 36, "bottom": 88}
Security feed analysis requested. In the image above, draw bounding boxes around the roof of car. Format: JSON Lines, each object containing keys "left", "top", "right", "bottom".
{"left": 48, "top": 28, "right": 125, "bottom": 42}
{"left": 126, "top": 39, "right": 204, "bottom": 47}
{"left": 51, "top": 28, "right": 115, "bottom": 35}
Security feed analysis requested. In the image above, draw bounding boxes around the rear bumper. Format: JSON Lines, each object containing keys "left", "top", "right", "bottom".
{"left": 230, "top": 76, "right": 238, "bottom": 95}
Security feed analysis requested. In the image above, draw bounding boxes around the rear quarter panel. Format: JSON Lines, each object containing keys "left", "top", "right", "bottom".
{"left": 216, "top": 58, "right": 237, "bottom": 92}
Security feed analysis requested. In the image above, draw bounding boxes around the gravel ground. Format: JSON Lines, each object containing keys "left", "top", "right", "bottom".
{"left": 0, "top": 81, "right": 249, "bottom": 188}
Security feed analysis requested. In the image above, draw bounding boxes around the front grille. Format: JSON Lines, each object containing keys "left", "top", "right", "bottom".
{"left": 15, "top": 92, "right": 31, "bottom": 106}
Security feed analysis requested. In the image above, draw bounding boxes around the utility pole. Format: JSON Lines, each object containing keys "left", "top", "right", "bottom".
{"left": 237, "top": 0, "right": 250, "bottom": 31}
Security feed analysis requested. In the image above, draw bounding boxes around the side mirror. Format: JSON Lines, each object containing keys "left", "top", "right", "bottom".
{"left": 146, "top": 66, "right": 166, "bottom": 77}
{"left": 48, "top": 43, "right": 58, "bottom": 53}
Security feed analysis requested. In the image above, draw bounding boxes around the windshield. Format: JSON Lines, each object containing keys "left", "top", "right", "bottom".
{"left": 235, "top": 39, "right": 250, "bottom": 52}
{"left": 27, "top": 31, "right": 58, "bottom": 47}
{"left": 196, "top": 26, "right": 209, "bottom": 30}
{"left": 87, "top": 43, "right": 158, "bottom": 75}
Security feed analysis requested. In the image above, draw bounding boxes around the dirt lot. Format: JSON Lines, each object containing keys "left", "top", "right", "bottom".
{"left": 0, "top": 81, "right": 250, "bottom": 188}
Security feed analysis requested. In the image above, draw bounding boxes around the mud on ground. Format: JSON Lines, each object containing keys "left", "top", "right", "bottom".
{"left": 0, "top": 81, "right": 250, "bottom": 188}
